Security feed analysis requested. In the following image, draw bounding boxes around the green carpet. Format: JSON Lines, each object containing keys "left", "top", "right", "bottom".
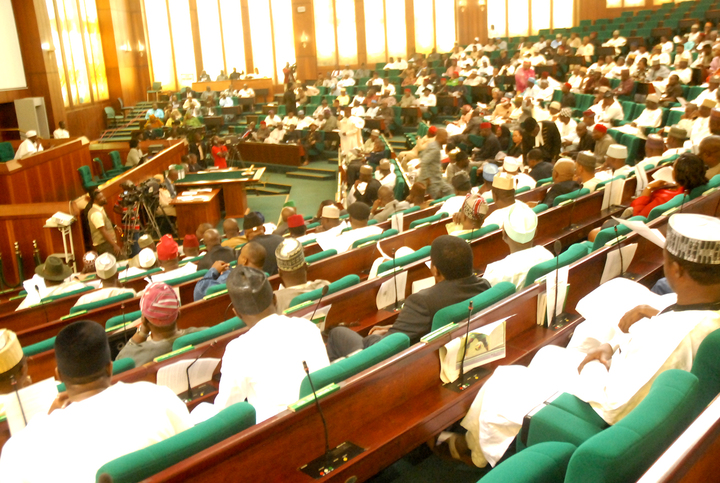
{"left": 367, "top": 444, "right": 489, "bottom": 483}
{"left": 258, "top": 165, "right": 337, "bottom": 221}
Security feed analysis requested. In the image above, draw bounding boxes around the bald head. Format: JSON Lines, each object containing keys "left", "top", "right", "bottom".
{"left": 280, "top": 206, "right": 296, "bottom": 222}
{"left": 203, "top": 229, "right": 221, "bottom": 249}
{"left": 196, "top": 223, "right": 213, "bottom": 242}
{"left": 239, "top": 242, "right": 266, "bottom": 271}
{"left": 699, "top": 135, "right": 720, "bottom": 168}
{"left": 377, "top": 185, "right": 394, "bottom": 203}
{"left": 222, "top": 218, "right": 240, "bottom": 238}
{"left": 553, "top": 160, "right": 576, "bottom": 183}
{"left": 435, "top": 128, "right": 448, "bottom": 144}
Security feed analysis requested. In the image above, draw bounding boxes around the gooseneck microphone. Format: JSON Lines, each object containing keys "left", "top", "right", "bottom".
{"left": 613, "top": 225, "right": 625, "bottom": 279}
{"left": 35, "top": 285, "right": 49, "bottom": 326}
{"left": 303, "top": 360, "right": 330, "bottom": 461}
{"left": 390, "top": 248, "right": 399, "bottom": 310}
{"left": 459, "top": 301, "right": 474, "bottom": 385}
{"left": 551, "top": 240, "right": 562, "bottom": 327}
{"left": 310, "top": 285, "right": 330, "bottom": 323}
{"left": 184, "top": 341, "right": 217, "bottom": 401}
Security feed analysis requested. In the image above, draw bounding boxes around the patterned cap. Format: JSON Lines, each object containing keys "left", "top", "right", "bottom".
{"left": 560, "top": 108, "right": 572, "bottom": 117}
{"left": 140, "top": 282, "right": 180, "bottom": 326}
{"left": 462, "top": 193, "right": 489, "bottom": 221}
{"left": 666, "top": 214, "right": 720, "bottom": 265}
{"left": 276, "top": 238, "right": 306, "bottom": 272}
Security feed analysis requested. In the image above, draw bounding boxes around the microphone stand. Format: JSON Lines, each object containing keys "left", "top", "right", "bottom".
{"left": 550, "top": 240, "right": 571, "bottom": 330}
{"left": 35, "top": 285, "right": 49, "bottom": 326}
{"left": 444, "top": 301, "right": 489, "bottom": 392}
{"left": 612, "top": 225, "right": 637, "bottom": 281}
{"left": 179, "top": 341, "right": 218, "bottom": 403}
{"left": 390, "top": 248, "right": 400, "bottom": 311}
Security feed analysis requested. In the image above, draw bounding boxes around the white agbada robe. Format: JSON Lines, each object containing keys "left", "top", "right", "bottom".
{"left": 53, "top": 129, "right": 70, "bottom": 139}
{"left": 616, "top": 107, "right": 663, "bottom": 138}
{"left": 376, "top": 171, "right": 397, "bottom": 189}
{"left": 16, "top": 277, "right": 88, "bottom": 311}
{"left": 317, "top": 225, "right": 383, "bottom": 254}
{"left": 482, "top": 245, "right": 553, "bottom": 288}
{"left": 193, "top": 314, "right": 330, "bottom": 423}
{"left": 512, "top": 172, "right": 538, "bottom": 191}
{"left": 690, "top": 116, "right": 710, "bottom": 145}
{"left": 437, "top": 196, "right": 468, "bottom": 217}
{"left": 556, "top": 118, "right": 578, "bottom": 145}
{"left": 0, "top": 382, "right": 192, "bottom": 483}
{"left": 338, "top": 116, "right": 364, "bottom": 155}
{"left": 461, "top": 278, "right": 720, "bottom": 467}
{"left": 14, "top": 139, "right": 43, "bottom": 160}
{"left": 73, "top": 287, "right": 137, "bottom": 308}
{"left": 482, "top": 201, "right": 524, "bottom": 230}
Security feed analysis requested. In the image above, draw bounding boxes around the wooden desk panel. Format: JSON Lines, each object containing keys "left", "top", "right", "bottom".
{"left": 191, "top": 78, "right": 273, "bottom": 97}
{"left": 172, "top": 189, "right": 222, "bottom": 237}
{"left": 236, "top": 142, "right": 303, "bottom": 167}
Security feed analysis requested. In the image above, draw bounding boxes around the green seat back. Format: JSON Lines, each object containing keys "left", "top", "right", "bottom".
{"left": 430, "top": 281, "right": 516, "bottom": 332}
{"left": 595, "top": 175, "right": 626, "bottom": 190}
{"left": 22, "top": 336, "right": 57, "bottom": 357}
{"left": 400, "top": 205, "right": 421, "bottom": 215}
{"left": 622, "top": 134, "right": 643, "bottom": 166}
{"left": 351, "top": 228, "right": 399, "bottom": 249}
{"left": 306, "top": 249, "right": 338, "bottom": 264}
{"left": 110, "top": 151, "right": 123, "bottom": 170}
{"left": 163, "top": 269, "right": 208, "bottom": 286}
{"left": 430, "top": 194, "right": 454, "bottom": 206}
{"left": 0, "top": 142, "right": 15, "bottom": 162}
{"left": 532, "top": 203, "right": 549, "bottom": 214}
{"left": 119, "top": 267, "right": 162, "bottom": 283}
{"left": 289, "top": 274, "right": 361, "bottom": 308}
{"left": 377, "top": 246, "right": 431, "bottom": 275}
{"left": 536, "top": 176, "right": 553, "bottom": 187}
{"left": 70, "top": 292, "right": 135, "bottom": 314}
{"left": 105, "top": 310, "right": 143, "bottom": 329}
{"left": 58, "top": 358, "right": 136, "bottom": 393}
{"left": 552, "top": 188, "right": 590, "bottom": 207}
{"left": 479, "top": 442, "right": 577, "bottom": 483}
{"left": 96, "top": 403, "right": 256, "bottom": 483}
{"left": 172, "top": 317, "right": 246, "bottom": 351}
{"left": 204, "top": 283, "right": 227, "bottom": 297}
{"left": 306, "top": 221, "right": 320, "bottom": 230}
{"left": 455, "top": 223, "right": 500, "bottom": 242}
{"left": 179, "top": 255, "right": 204, "bottom": 266}
{"left": 298, "top": 333, "right": 410, "bottom": 399}
{"left": 647, "top": 193, "right": 685, "bottom": 221}
{"left": 515, "top": 186, "right": 530, "bottom": 195}
{"left": 524, "top": 243, "right": 590, "bottom": 288}
{"left": 690, "top": 174, "right": 720, "bottom": 199}
{"left": 409, "top": 212, "right": 449, "bottom": 229}
{"left": 93, "top": 157, "right": 107, "bottom": 178}
{"left": 41, "top": 285, "right": 94, "bottom": 303}
{"left": 592, "top": 216, "right": 646, "bottom": 251}
{"left": 690, "top": 328, "right": 720, "bottom": 415}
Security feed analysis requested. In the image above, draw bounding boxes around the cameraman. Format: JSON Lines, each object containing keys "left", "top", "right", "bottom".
{"left": 87, "top": 189, "right": 123, "bottom": 257}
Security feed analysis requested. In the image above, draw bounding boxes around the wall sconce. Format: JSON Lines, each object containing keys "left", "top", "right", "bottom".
{"left": 120, "top": 42, "right": 132, "bottom": 52}
{"left": 300, "top": 32, "right": 309, "bottom": 49}
{"left": 478, "top": 0, "right": 486, "bottom": 9}
{"left": 459, "top": 0, "right": 467, "bottom": 12}
{"left": 41, "top": 42, "right": 55, "bottom": 52}
{"left": 137, "top": 42, "right": 145, "bottom": 57}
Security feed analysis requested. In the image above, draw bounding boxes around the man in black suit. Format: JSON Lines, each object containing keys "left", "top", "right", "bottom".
{"left": 541, "top": 159, "right": 583, "bottom": 207}
{"left": 521, "top": 117, "right": 561, "bottom": 163}
{"left": 243, "top": 212, "right": 284, "bottom": 275}
{"left": 326, "top": 235, "right": 492, "bottom": 360}
{"left": 187, "top": 132, "right": 208, "bottom": 169}
{"left": 196, "top": 229, "right": 235, "bottom": 271}
{"left": 350, "top": 165, "right": 382, "bottom": 206}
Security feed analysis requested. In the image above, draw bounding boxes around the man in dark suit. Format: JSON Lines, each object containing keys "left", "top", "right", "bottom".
{"left": 242, "top": 212, "right": 284, "bottom": 275}
{"left": 196, "top": 229, "right": 236, "bottom": 271}
{"left": 326, "top": 235, "right": 492, "bottom": 360}
{"left": 541, "top": 159, "right": 583, "bottom": 207}
{"left": 560, "top": 82, "right": 576, "bottom": 108}
{"left": 350, "top": 165, "right": 382, "bottom": 206}
{"left": 521, "top": 117, "right": 561, "bottom": 163}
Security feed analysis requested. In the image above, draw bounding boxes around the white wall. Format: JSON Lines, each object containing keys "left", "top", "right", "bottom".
{"left": 0, "top": 0, "right": 27, "bottom": 91}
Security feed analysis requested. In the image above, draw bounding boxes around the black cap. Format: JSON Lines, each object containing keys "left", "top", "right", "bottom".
{"left": 452, "top": 172, "right": 472, "bottom": 191}
{"left": 227, "top": 266, "right": 274, "bottom": 315}
{"left": 243, "top": 212, "right": 264, "bottom": 231}
{"left": 55, "top": 321, "right": 111, "bottom": 379}
{"left": 347, "top": 202, "right": 371, "bottom": 221}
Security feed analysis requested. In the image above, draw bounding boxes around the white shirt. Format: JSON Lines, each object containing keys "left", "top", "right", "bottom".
{"left": 53, "top": 129, "right": 69, "bottom": 139}
{"left": 351, "top": 105, "right": 366, "bottom": 117}
{"left": 219, "top": 97, "right": 234, "bottom": 107}
{"left": 337, "top": 77, "right": 356, "bottom": 88}
{"left": 376, "top": 171, "right": 397, "bottom": 189}
{"left": 417, "top": 94, "right": 437, "bottom": 107}
{"left": 691, "top": 116, "right": 710, "bottom": 144}
{"left": 692, "top": 87, "right": 717, "bottom": 106}
{"left": 602, "top": 36, "right": 627, "bottom": 54}
{"left": 483, "top": 245, "right": 554, "bottom": 288}
{"left": 437, "top": 196, "right": 467, "bottom": 217}
{"left": 296, "top": 117, "right": 315, "bottom": 130}
{"left": 14, "top": 139, "right": 43, "bottom": 160}
{"left": 264, "top": 114, "right": 282, "bottom": 127}
{"left": 673, "top": 51, "right": 692, "bottom": 69}
{"left": 556, "top": 118, "right": 578, "bottom": 144}
{"left": 265, "top": 127, "right": 286, "bottom": 144}
{"left": 237, "top": 88, "right": 255, "bottom": 98}
{"left": 317, "top": 225, "right": 383, "bottom": 254}
{"left": 183, "top": 98, "right": 200, "bottom": 110}
{"left": 365, "top": 106, "right": 379, "bottom": 117}
{"left": 675, "top": 67, "right": 693, "bottom": 85}
{"left": 150, "top": 262, "right": 198, "bottom": 284}
{"left": 73, "top": 287, "right": 137, "bottom": 308}
{"left": 593, "top": 100, "right": 625, "bottom": 124}
{"left": 567, "top": 75, "right": 584, "bottom": 89}
{"left": 0, "top": 382, "right": 192, "bottom": 483}
{"left": 381, "top": 84, "right": 396, "bottom": 96}
{"left": 482, "top": 201, "right": 523, "bottom": 230}
{"left": 208, "top": 314, "right": 329, "bottom": 423}
{"left": 16, "top": 278, "right": 88, "bottom": 311}
{"left": 282, "top": 116, "right": 299, "bottom": 128}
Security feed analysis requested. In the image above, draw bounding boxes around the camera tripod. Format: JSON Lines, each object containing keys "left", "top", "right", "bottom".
{"left": 120, "top": 198, "right": 176, "bottom": 257}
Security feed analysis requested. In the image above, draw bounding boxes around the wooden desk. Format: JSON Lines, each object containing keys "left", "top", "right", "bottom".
{"left": 171, "top": 189, "right": 222, "bottom": 237}
{"left": 191, "top": 78, "right": 273, "bottom": 96}
{"left": 175, "top": 167, "right": 265, "bottom": 219}
{"left": 236, "top": 142, "right": 304, "bottom": 167}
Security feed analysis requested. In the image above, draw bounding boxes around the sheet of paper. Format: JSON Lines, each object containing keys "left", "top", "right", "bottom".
{"left": 156, "top": 358, "right": 221, "bottom": 396}
{"left": 635, "top": 164, "right": 649, "bottom": 197}
{"left": 601, "top": 177, "right": 625, "bottom": 210}
{"left": 412, "top": 276, "right": 435, "bottom": 294}
{"left": 391, "top": 211, "right": 404, "bottom": 234}
{"left": 439, "top": 318, "right": 507, "bottom": 383}
{"left": 356, "top": 182, "right": 368, "bottom": 195}
{"left": 652, "top": 166, "right": 675, "bottom": 184}
{"left": 612, "top": 217, "right": 666, "bottom": 248}
{"left": 376, "top": 270, "right": 408, "bottom": 310}
{"left": 3, "top": 378, "right": 58, "bottom": 436}
{"left": 118, "top": 266, "right": 145, "bottom": 279}
{"left": 302, "top": 304, "right": 332, "bottom": 332}
{"left": 600, "top": 243, "right": 638, "bottom": 285}
{"left": 545, "top": 265, "right": 569, "bottom": 324}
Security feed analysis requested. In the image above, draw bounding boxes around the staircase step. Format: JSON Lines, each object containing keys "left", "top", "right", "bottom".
{"left": 296, "top": 166, "right": 337, "bottom": 175}
{"left": 286, "top": 171, "right": 335, "bottom": 180}
{"left": 250, "top": 187, "right": 290, "bottom": 195}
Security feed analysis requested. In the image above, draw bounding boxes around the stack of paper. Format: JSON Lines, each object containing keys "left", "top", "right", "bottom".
{"left": 439, "top": 319, "right": 507, "bottom": 383}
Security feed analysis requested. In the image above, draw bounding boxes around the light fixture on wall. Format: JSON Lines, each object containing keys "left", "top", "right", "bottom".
{"left": 478, "top": 0, "right": 486, "bottom": 9}
{"left": 120, "top": 42, "right": 132, "bottom": 52}
{"left": 459, "top": 0, "right": 467, "bottom": 11}
{"left": 41, "top": 42, "right": 55, "bottom": 52}
{"left": 137, "top": 42, "right": 145, "bottom": 57}
{"left": 300, "top": 32, "right": 309, "bottom": 49}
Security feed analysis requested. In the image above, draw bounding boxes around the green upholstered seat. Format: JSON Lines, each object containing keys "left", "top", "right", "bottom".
{"left": 109, "top": 151, "right": 130, "bottom": 173}
{"left": 41, "top": 285, "right": 94, "bottom": 303}
{"left": 536, "top": 177, "right": 553, "bottom": 187}
{"left": 532, "top": 203, "right": 549, "bottom": 214}
{"left": 351, "top": 228, "right": 399, "bottom": 249}
{"left": 553, "top": 188, "right": 590, "bottom": 207}
{"left": 204, "top": 283, "right": 227, "bottom": 297}
{"left": 409, "top": 212, "right": 449, "bottom": 229}
{"left": 479, "top": 442, "right": 577, "bottom": 483}
{"left": 377, "top": 246, "right": 431, "bottom": 275}
{"left": 96, "top": 403, "right": 256, "bottom": 483}
{"left": 78, "top": 165, "right": 102, "bottom": 190}
{"left": 172, "top": 317, "right": 246, "bottom": 350}
{"left": 0, "top": 142, "right": 15, "bottom": 162}
{"left": 70, "top": 292, "right": 135, "bottom": 314}
{"left": 298, "top": 333, "right": 410, "bottom": 399}
{"left": 22, "top": 336, "right": 57, "bottom": 357}
{"left": 431, "top": 281, "right": 516, "bottom": 332}
{"left": 119, "top": 267, "right": 162, "bottom": 283}
{"left": 306, "top": 221, "right": 321, "bottom": 230}
{"left": 106, "top": 310, "right": 142, "bottom": 329}
{"left": 690, "top": 174, "right": 720, "bottom": 199}
{"left": 647, "top": 193, "right": 685, "bottom": 221}
{"left": 289, "top": 274, "right": 361, "bottom": 308}
{"left": 163, "top": 269, "right": 208, "bottom": 286}
{"left": 591, "top": 215, "right": 646, "bottom": 251}
{"left": 431, "top": 194, "right": 454, "bottom": 205}
{"left": 524, "top": 243, "right": 590, "bottom": 288}
{"left": 689, "top": 328, "right": 720, "bottom": 415}
{"left": 306, "top": 249, "right": 338, "bottom": 264}
{"left": 515, "top": 185, "right": 530, "bottom": 195}
{"left": 594, "top": 174, "right": 626, "bottom": 190}
{"left": 400, "top": 205, "right": 421, "bottom": 215}
{"left": 455, "top": 224, "right": 500, "bottom": 242}
{"left": 179, "top": 255, "right": 204, "bottom": 266}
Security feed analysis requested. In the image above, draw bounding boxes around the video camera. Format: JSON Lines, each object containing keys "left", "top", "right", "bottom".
{"left": 116, "top": 178, "right": 162, "bottom": 208}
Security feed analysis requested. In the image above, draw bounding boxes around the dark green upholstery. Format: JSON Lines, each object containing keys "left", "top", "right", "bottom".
{"left": 70, "top": 292, "right": 135, "bottom": 314}
{"left": 479, "top": 442, "right": 577, "bottom": 483}
{"left": 57, "top": 358, "right": 136, "bottom": 393}
{"left": 431, "top": 281, "right": 516, "bottom": 332}
{"left": 594, "top": 175, "right": 626, "bottom": 190}
{"left": 553, "top": 188, "right": 590, "bottom": 207}
{"left": 204, "top": 283, "right": 227, "bottom": 297}
{"left": 0, "top": 142, "right": 14, "bottom": 162}
{"left": 78, "top": 165, "right": 102, "bottom": 190}
{"left": 298, "top": 333, "right": 410, "bottom": 398}
{"left": 96, "top": 403, "right": 256, "bottom": 483}
{"left": 119, "top": 267, "right": 162, "bottom": 283}
{"left": 536, "top": 176, "right": 553, "bottom": 187}
{"left": 523, "top": 243, "right": 590, "bottom": 288}
{"left": 431, "top": 194, "right": 454, "bottom": 206}
{"left": 455, "top": 224, "right": 500, "bottom": 242}
{"left": 409, "top": 212, "right": 449, "bottom": 229}
{"left": 647, "top": 193, "right": 685, "bottom": 221}
{"left": 172, "top": 317, "right": 246, "bottom": 350}
{"left": 690, "top": 328, "right": 720, "bottom": 415}
{"left": 180, "top": 255, "right": 204, "bottom": 266}
{"left": 690, "top": 174, "right": 720, "bottom": 200}
{"left": 306, "top": 249, "right": 337, "bottom": 264}
{"left": 400, "top": 206, "right": 421, "bottom": 215}
{"left": 106, "top": 310, "right": 142, "bottom": 329}
{"left": 351, "top": 228, "right": 399, "bottom": 249}
{"left": 22, "top": 336, "right": 57, "bottom": 356}
{"left": 41, "top": 285, "right": 94, "bottom": 303}
{"left": 163, "top": 269, "right": 208, "bottom": 286}
{"left": 515, "top": 186, "right": 530, "bottom": 195}
{"left": 377, "top": 246, "right": 431, "bottom": 275}
{"left": 532, "top": 204, "right": 549, "bottom": 214}
{"left": 591, "top": 216, "right": 646, "bottom": 251}
{"left": 289, "top": 274, "right": 361, "bottom": 308}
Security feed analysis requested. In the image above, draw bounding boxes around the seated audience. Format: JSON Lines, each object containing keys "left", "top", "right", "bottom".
{"left": 73, "top": 253, "right": 136, "bottom": 307}
{"left": 274, "top": 239, "right": 330, "bottom": 312}
{"left": 197, "top": 229, "right": 236, "bottom": 271}
{"left": 541, "top": 159, "right": 582, "bottom": 206}
{"left": 17, "top": 256, "right": 86, "bottom": 311}
{"left": 242, "top": 212, "right": 284, "bottom": 275}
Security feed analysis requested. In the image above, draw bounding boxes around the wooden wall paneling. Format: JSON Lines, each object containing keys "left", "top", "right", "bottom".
{"left": 128, "top": 0, "right": 152, "bottom": 104}
{"left": 66, "top": 102, "right": 114, "bottom": 142}
{"left": 240, "top": 0, "right": 255, "bottom": 75}
{"left": 355, "top": 0, "right": 368, "bottom": 68}
{"left": 457, "top": 2, "right": 487, "bottom": 45}
{"left": 97, "top": 0, "right": 123, "bottom": 114}
{"left": 189, "top": 0, "right": 205, "bottom": 80}
{"left": 89, "top": 139, "right": 176, "bottom": 174}
{"left": 405, "top": 0, "right": 415, "bottom": 59}
{"left": 292, "top": 0, "right": 318, "bottom": 82}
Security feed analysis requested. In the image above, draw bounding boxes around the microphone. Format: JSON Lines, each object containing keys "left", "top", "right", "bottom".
{"left": 11, "top": 376, "right": 27, "bottom": 426}
{"left": 302, "top": 360, "right": 330, "bottom": 461}
{"left": 678, "top": 190, "right": 688, "bottom": 214}
{"left": 458, "top": 301, "right": 474, "bottom": 388}
{"left": 390, "top": 248, "right": 400, "bottom": 310}
{"left": 181, "top": 341, "right": 217, "bottom": 402}
{"left": 35, "top": 285, "right": 49, "bottom": 326}
{"left": 311, "top": 285, "right": 330, "bottom": 324}
{"left": 613, "top": 225, "right": 626, "bottom": 279}
{"left": 550, "top": 240, "right": 562, "bottom": 329}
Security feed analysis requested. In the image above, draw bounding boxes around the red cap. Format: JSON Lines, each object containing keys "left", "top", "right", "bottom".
{"left": 156, "top": 234, "right": 178, "bottom": 261}
{"left": 404, "top": 88, "right": 411, "bottom": 93}
{"left": 593, "top": 124, "right": 607, "bottom": 134}
{"left": 287, "top": 214, "right": 305, "bottom": 228}
{"left": 428, "top": 126, "right": 438, "bottom": 135}
{"left": 480, "top": 122, "right": 492, "bottom": 129}
{"left": 564, "top": 82, "right": 572, "bottom": 89}
{"left": 541, "top": 72, "right": 549, "bottom": 78}
{"left": 183, "top": 234, "right": 199, "bottom": 248}
{"left": 583, "top": 110, "right": 594, "bottom": 117}
{"left": 260, "top": 121, "right": 266, "bottom": 125}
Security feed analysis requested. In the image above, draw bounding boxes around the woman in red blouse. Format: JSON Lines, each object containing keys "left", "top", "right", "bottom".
{"left": 631, "top": 153, "right": 708, "bottom": 218}
{"left": 211, "top": 136, "right": 228, "bottom": 169}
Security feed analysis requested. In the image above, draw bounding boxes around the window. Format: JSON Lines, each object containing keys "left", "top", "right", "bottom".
{"left": 487, "top": 0, "right": 574, "bottom": 38}
{"left": 434, "top": 0, "right": 456, "bottom": 53}
{"left": 46, "top": 0, "right": 109, "bottom": 106}
{"left": 197, "top": 0, "right": 225, "bottom": 78}
{"left": 364, "top": 0, "right": 386, "bottom": 64}
{"left": 143, "top": 0, "right": 175, "bottom": 90}
{"left": 336, "top": 0, "right": 358, "bottom": 65}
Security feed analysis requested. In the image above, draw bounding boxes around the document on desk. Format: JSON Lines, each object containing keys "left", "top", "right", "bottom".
{"left": 412, "top": 276, "right": 435, "bottom": 294}
{"left": 439, "top": 318, "right": 507, "bottom": 384}
{"left": 376, "top": 270, "right": 408, "bottom": 310}
{"left": 600, "top": 243, "right": 638, "bottom": 285}
{"left": 157, "top": 358, "right": 221, "bottom": 396}
{"left": 601, "top": 177, "right": 625, "bottom": 210}
{"left": 612, "top": 217, "right": 666, "bottom": 248}
{"left": 3, "top": 378, "right": 58, "bottom": 436}
{"left": 302, "top": 304, "right": 332, "bottom": 332}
